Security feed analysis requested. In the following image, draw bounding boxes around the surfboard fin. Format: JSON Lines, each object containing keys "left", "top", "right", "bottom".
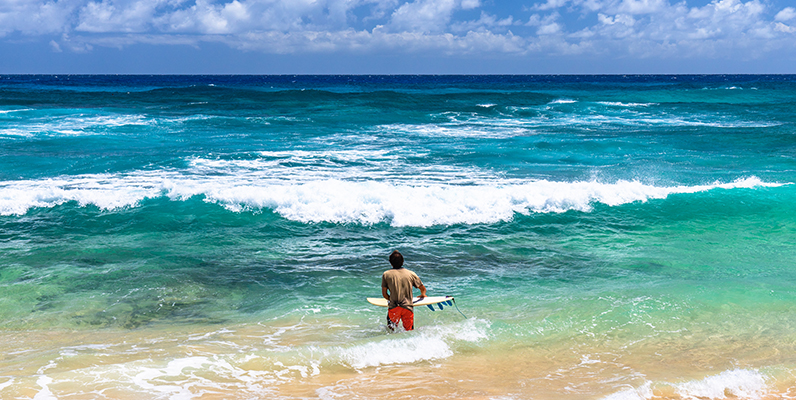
{"left": 437, "top": 303, "right": 444, "bottom": 310}
{"left": 427, "top": 304, "right": 435, "bottom": 311}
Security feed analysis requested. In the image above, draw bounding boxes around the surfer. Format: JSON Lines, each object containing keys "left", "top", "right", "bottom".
{"left": 382, "top": 250, "right": 427, "bottom": 331}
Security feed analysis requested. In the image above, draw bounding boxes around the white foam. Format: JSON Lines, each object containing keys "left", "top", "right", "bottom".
{"left": 602, "top": 369, "right": 768, "bottom": 400}
{"left": 329, "top": 319, "right": 489, "bottom": 369}
{"left": 2, "top": 113, "right": 152, "bottom": 137}
{"left": 33, "top": 376, "right": 56, "bottom": 400}
{"left": 132, "top": 357, "right": 211, "bottom": 398}
{"left": 197, "top": 177, "right": 782, "bottom": 226}
{"left": 0, "top": 168, "right": 786, "bottom": 226}
{"left": 420, "top": 108, "right": 777, "bottom": 133}
{"left": 92, "top": 355, "right": 281, "bottom": 399}
{"left": 0, "top": 108, "right": 31, "bottom": 114}
{"left": 337, "top": 335, "right": 453, "bottom": 368}
{"left": 187, "top": 150, "right": 498, "bottom": 185}
{"left": 602, "top": 382, "right": 652, "bottom": 400}
{"left": 437, "top": 318, "right": 490, "bottom": 342}
{"left": 380, "top": 122, "right": 526, "bottom": 139}
{"left": 598, "top": 102, "right": 655, "bottom": 107}
{"left": 0, "top": 174, "right": 161, "bottom": 215}
{"left": 316, "top": 385, "right": 345, "bottom": 399}
{"left": 674, "top": 369, "right": 767, "bottom": 399}
{"left": 60, "top": 343, "right": 113, "bottom": 357}
{"left": 0, "top": 128, "right": 34, "bottom": 137}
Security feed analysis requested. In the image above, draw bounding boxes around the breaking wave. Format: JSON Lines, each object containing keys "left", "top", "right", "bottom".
{"left": 0, "top": 168, "right": 784, "bottom": 227}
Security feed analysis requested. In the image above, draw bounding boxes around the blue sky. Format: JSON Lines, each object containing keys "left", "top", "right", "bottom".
{"left": 1, "top": 0, "right": 795, "bottom": 74}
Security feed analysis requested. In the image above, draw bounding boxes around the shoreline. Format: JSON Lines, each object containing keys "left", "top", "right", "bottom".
{"left": 2, "top": 315, "right": 795, "bottom": 399}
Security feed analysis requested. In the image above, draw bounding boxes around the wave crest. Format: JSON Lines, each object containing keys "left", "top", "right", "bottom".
{"left": 0, "top": 174, "right": 784, "bottom": 226}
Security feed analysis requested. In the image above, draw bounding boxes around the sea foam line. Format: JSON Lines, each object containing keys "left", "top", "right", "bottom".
{"left": 1, "top": 113, "right": 153, "bottom": 137}
{"left": 0, "top": 174, "right": 785, "bottom": 226}
{"left": 602, "top": 368, "right": 768, "bottom": 400}
{"left": 0, "top": 108, "right": 32, "bottom": 114}
{"left": 597, "top": 101, "right": 656, "bottom": 107}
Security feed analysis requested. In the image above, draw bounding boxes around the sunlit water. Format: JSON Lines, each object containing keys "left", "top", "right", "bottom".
{"left": 1, "top": 75, "right": 796, "bottom": 399}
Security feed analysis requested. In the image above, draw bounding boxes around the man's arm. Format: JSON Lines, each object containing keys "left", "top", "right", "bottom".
{"left": 382, "top": 286, "right": 390, "bottom": 301}
{"left": 417, "top": 283, "right": 427, "bottom": 299}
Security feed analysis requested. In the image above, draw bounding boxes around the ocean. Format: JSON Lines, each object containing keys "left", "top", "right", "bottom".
{"left": 1, "top": 74, "right": 795, "bottom": 399}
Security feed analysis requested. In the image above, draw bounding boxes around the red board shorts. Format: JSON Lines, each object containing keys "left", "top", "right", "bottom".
{"left": 387, "top": 307, "right": 414, "bottom": 331}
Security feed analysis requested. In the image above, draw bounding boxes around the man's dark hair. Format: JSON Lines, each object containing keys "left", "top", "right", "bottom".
{"left": 389, "top": 250, "right": 404, "bottom": 268}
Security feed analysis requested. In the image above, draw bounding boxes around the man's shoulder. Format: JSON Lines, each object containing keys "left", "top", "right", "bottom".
{"left": 382, "top": 268, "right": 396, "bottom": 278}
{"left": 384, "top": 267, "right": 418, "bottom": 278}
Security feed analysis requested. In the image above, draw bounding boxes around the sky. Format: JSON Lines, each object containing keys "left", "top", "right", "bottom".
{"left": 0, "top": 0, "right": 795, "bottom": 74}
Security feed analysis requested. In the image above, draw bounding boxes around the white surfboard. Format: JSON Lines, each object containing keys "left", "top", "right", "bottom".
{"left": 367, "top": 296, "right": 454, "bottom": 308}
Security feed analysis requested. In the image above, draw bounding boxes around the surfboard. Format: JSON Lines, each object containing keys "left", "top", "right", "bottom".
{"left": 367, "top": 296, "right": 454, "bottom": 308}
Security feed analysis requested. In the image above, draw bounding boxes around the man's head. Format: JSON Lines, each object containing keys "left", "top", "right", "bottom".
{"left": 389, "top": 250, "right": 404, "bottom": 269}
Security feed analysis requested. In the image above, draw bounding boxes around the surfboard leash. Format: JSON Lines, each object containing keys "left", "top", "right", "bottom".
{"left": 452, "top": 298, "right": 468, "bottom": 319}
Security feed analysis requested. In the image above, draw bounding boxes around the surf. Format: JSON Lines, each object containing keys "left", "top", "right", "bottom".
{"left": 0, "top": 171, "right": 785, "bottom": 226}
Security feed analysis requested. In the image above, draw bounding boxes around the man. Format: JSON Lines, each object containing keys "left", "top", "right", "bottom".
{"left": 382, "top": 250, "right": 427, "bottom": 331}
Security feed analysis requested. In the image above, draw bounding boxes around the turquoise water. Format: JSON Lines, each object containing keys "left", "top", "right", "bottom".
{"left": 1, "top": 75, "right": 796, "bottom": 399}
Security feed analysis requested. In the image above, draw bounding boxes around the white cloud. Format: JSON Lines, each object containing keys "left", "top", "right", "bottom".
{"left": 59, "top": 33, "right": 95, "bottom": 52}
{"left": 534, "top": 0, "right": 570, "bottom": 11}
{"left": 76, "top": 0, "right": 162, "bottom": 33}
{"left": 451, "top": 11, "right": 514, "bottom": 33}
{"left": 49, "top": 39, "right": 63, "bottom": 52}
{"left": 193, "top": 0, "right": 250, "bottom": 34}
{"left": 570, "top": 0, "right": 780, "bottom": 58}
{"left": 618, "top": 0, "right": 666, "bottom": 14}
{"left": 461, "top": 0, "right": 480, "bottom": 10}
{"left": 389, "top": 0, "right": 458, "bottom": 33}
{"left": 598, "top": 13, "right": 634, "bottom": 26}
{"left": 774, "top": 22, "right": 795, "bottom": 33}
{"left": 2, "top": 0, "right": 796, "bottom": 63}
{"left": 775, "top": 7, "right": 796, "bottom": 21}
{"left": 0, "top": 0, "right": 78, "bottom": 36}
